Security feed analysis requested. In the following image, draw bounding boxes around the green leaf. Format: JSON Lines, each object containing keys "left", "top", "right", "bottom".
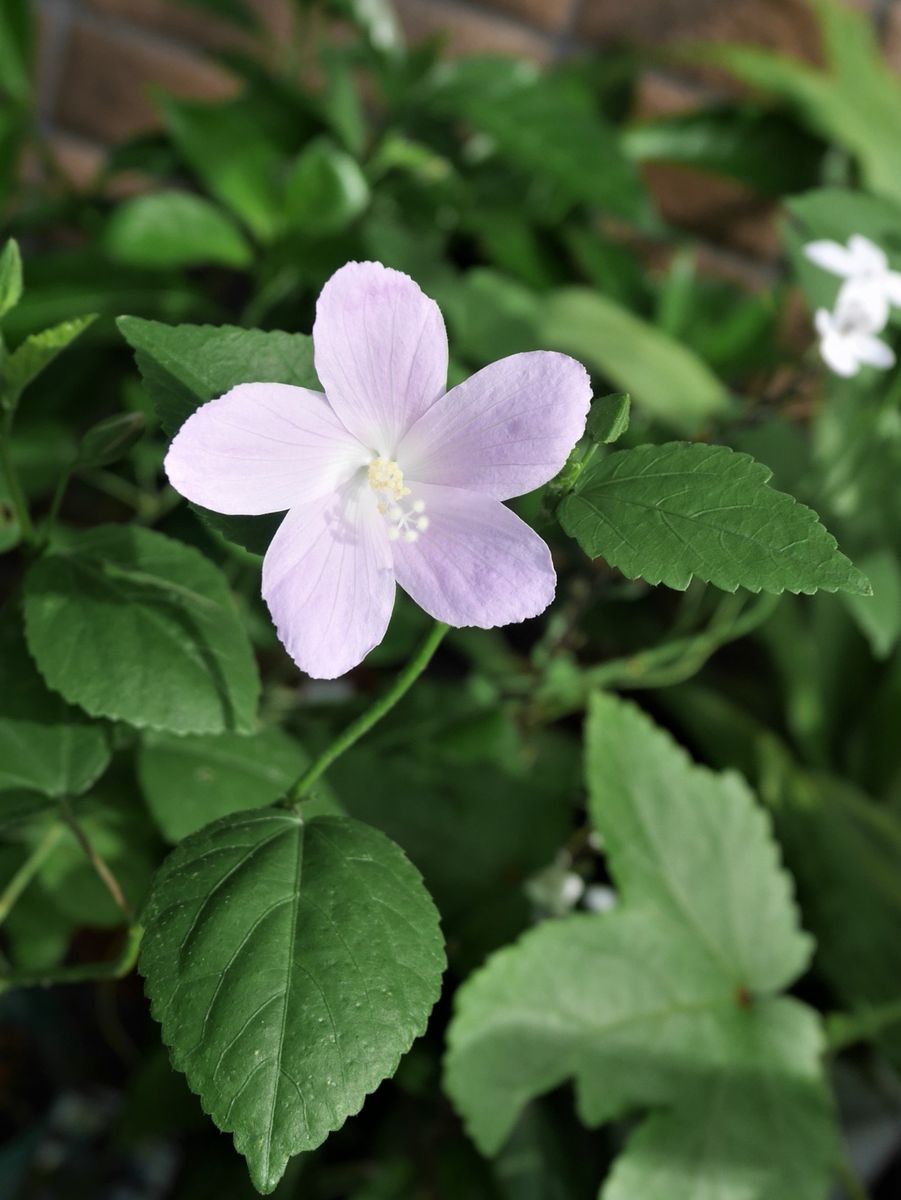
{"left": 38, "top": 799, "right": 157, "bottom": 927}
{"left": 117, "top": 317, "right": 319, "bottom": 554}
{"left": 445, "top": 694, "right": 835, "bottom": 1200}
{"left": 1, "top": 315, "right": 96, "bottom": 412}
{"left": 623, "top": 103, "right": 824, "bottom": 198}
{"left": 137, "top": 726, "right": 310, "bottom": 841}
{"left": 23, "top": 525, "right": 260, "bottom": 735}
{"left": 0, "top": 238, "right": 22, "bottom": 319}
{"left": 427, "top": 59, "right": 647, "bottom": 220}
{"left": 284, "top": 137, "right": 370, "bottom": 235}
{"left": 541, "top": 288, "right": 731, "bottom": 434}
{"left": 140, "top": 809, "right": 445, "bottom": 1193}
{"left": 76, "top": 411, "right": 145, "bottom": 469}
{"left": 702, "top": 0, "right": 901, "bottom": 207}
{"left": 558, "top": 442, "right": 870, "bottom": 596}
{"left": 104, "top": 191, "right": 253, "bottom": 270}
{"left": 159, "top": 96, "right": 285, "bottom": 242}
{"left": 0, "top": 618, "right": 110, "bottom": 798}
{"left": 586, "top": 393, "right": 630, "bottom": 445}
{"left": 839, "top": 549, "right": 901, "bottom": 660}
{"left": 0, "top": 0, "right": 33, "bottom": 105}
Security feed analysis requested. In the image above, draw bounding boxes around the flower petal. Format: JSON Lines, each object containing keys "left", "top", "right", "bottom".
{"left": 804, "top": 239, "right": 855, "bottom": 277}
{"left": 164, "top": 383, "right": 367, "bottom": 516}
{"left": 391, "top": 483, "right": 555, "bottom": 628}
{"left": 313, "top": 261, "right": 448, "bottom": 454}
{"left": 819, "top": 332, "right": 859, "bottom": 377}
{"left": 849, "top": 332, "right": 896, "bottom": 370}
{"left": 262, "top": 483, "right": 395, "bottom": 679}
{"left": 398, "top": 351, "right": 591, "bottom": 501}
{"left": 884, "top": 271, "right": 901, "bottom": 308}
{"left": 849, "top": 234, "right": 887, "bottom": 274}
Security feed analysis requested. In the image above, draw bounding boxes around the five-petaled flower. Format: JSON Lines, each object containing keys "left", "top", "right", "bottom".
{"left": 164, "top": 262, "right": 591, "bottom": 678}
{"left": 804, "top": 234, "right": 901, "bottom": 320}
{"left": 814, "top": 287, "right": 895, "bottom": 378}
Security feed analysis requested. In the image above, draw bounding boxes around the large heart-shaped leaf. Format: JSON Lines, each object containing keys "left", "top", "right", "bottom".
{"left": 140, "top": 809, "right": 445, "bottom": 1193}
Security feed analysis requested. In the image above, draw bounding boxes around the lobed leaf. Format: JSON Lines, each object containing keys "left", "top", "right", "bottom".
{"left": 445, "top": 694, "right": 836, "bottom": 1200}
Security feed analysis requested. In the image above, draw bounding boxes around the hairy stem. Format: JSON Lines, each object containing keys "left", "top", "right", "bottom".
{"left": 60, "top": 798, "right": 133, "bottom": 921}
{"left": 285, "top": 621, "right": 449, "bottom": 804}
{"left": 0, "top": 822, "right": 65, "bottom": 926}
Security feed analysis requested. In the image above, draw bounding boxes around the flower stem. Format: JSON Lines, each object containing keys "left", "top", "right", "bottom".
{"left": 285, "top": 621, "right": 449, "bottom": 804}
{"left": 0, "top": 822, "right": 65, "bottom": 927}
{"left": 41, "top": 465, "right": 72, "bottom": 542}
{"left": 0, "top": 924, "right": 143, "bottom": 994}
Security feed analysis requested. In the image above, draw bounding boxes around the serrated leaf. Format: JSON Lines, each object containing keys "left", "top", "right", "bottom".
{"left": 140, "top": 809, "right": 445, "bottom": 1193}
{"left": 117, "top": 317, "right": 319, "bottom": 554}
{"left": 0, "top": 238, "right": 22, "bottom": 319}
{"left": 541, "top": 289, "right": 731, "bottom": 434}
{"left": 558, "top": 441, "right": 869, "bottom": 595}
{"left": 445, "top": 694, "right": 836, "bottom": 1200}
{"left": 104, "top": 191, "right": 253, "bottom": 270}
{"left": 137, "top": 726, "right": 310, "bottom": 842}
{"left": 2, "top": 314, "right": 96, "bottom": 412}
{"left": 23, "top": 525, "right": 260, "bottom": 735}
{"left": 0, "top": 618, "right": 110, "bottom": 798}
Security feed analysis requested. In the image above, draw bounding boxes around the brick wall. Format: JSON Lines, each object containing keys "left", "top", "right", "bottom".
{"left": 32, "top": 0, "right": 898, "bottom": 268}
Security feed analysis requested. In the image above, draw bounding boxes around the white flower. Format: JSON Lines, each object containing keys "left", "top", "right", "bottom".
{"left": 804, "top": 233, "right": 901, "bottom": 327}
{"left": 814, "top": 284, "right": 895, "bottom": 378}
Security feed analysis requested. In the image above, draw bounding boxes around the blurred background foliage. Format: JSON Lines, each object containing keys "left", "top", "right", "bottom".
{"left": 3, "top": 0, "right": 901, "bottom": 1195}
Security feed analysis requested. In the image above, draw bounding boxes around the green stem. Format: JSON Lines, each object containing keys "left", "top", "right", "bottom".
{"left": 41, "top": 465, "right": 72, "bottom": 543}
{"left": 0, "top": 924, "right": 143, "bottom": 994}
{"left": 285, "top": 621, "right": 449, "bottom": 804}
{"left": 826, "top": 997, "right": 901, "bottom": 1052}
{"left": 0, "top": 823, "right": 65, "bottom": 926}
{"left": 0, "top": 429, "right": 36, "bottom": 546}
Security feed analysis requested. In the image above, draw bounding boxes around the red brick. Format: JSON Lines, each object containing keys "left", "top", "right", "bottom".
{"left": 86, "top": 0, "right": 294, "bottom": 52}
{"left": 576, "top": 0, "right": 821, "bottom": 61}
{"left": 633, "top": 70, "right": 712, "bottom": 120}
{"left": 477, "top": 0, "right": 574, "bottom": 35}
{"left": 54, "top": 21, "right": 238, "bottom": 143}
{"left": 395, "top": 0, "right": 552, "bottom": 60}
{"left": 641, "top": 162, "right": 780, "bottom": 260}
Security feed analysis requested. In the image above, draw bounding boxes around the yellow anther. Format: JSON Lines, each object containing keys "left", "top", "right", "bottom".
{"left": 367, "top": 457, "right": 409, "bottom": 502}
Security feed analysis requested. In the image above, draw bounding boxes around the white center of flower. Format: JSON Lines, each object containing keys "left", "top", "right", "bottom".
{"left": 367, "top": 457, "right": 429, "bottom": 543}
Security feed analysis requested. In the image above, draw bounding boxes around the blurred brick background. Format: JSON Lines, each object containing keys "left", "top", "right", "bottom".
{"left": 32, "top": 0, "right": 900, "bottom": 269}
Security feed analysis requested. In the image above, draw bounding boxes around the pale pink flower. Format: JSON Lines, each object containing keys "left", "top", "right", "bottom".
{"left": 164, "top": 262, "right": 591, "bottom": 678}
